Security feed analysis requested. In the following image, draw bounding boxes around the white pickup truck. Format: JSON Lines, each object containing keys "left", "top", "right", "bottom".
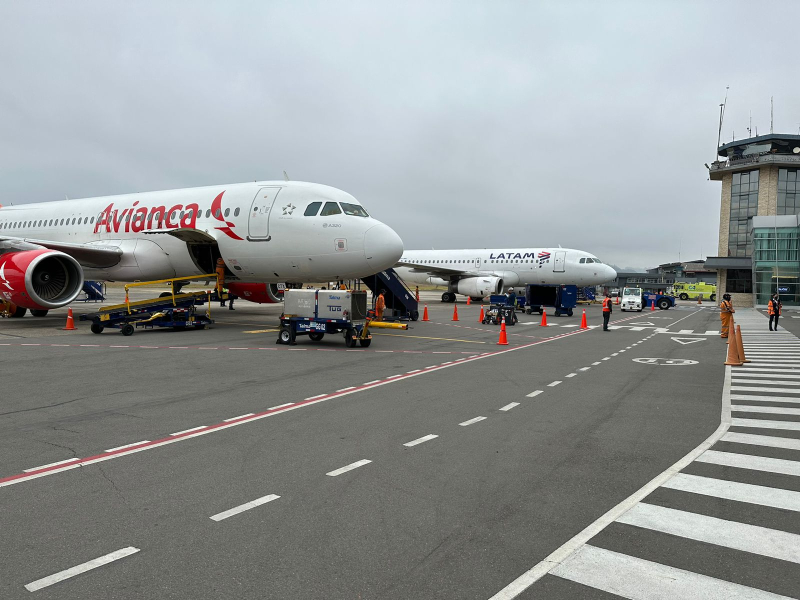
{"left": 620, "top": 287, "right": 644, "bottom": 312}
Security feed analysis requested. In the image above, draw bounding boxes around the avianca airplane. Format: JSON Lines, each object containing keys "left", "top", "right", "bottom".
{"left": 395, "top": 248, "right": 617, "bottom": 302}
{"left": 0, "top": 181, "right": 403, "bottom": 317}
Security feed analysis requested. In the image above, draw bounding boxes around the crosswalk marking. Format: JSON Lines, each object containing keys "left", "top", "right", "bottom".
{"left": 697, "top": 449, "right": 800, "bottom": 477}
{"left": 617, "top": 502, "right": 800, "bottom": 564}
{"left": 732, "top": 404, "right": 800, "bottom": 415}
{"left": 732, "top": 417, "right": 800, "bottom": 431}
{"left": 722, "top": 431, "right": 800, "bottom": 450}
{"left": 662, "top": 473, "right": 800, "bottom": 512}
{"left": 550, "top": 545, "right": 792, "bottom": 600}
{"left": 730, "top": 393, "right": 800, "bottom": 403}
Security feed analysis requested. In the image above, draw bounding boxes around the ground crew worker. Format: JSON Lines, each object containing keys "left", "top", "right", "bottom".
{"left": 769, "top": 293, "right": 782, "bottom": 331}
{"left": 375, "top": 290, "right": 386, "bottom": 321}
{"left": 215, "top": 258, "right": 226, "bottom": 297}
{"left": 506, "top": 287, "right": 517, "bottom": 307}
{"left": 602, "top": 292, "right": 612, "bottom": 331}
{"left": 720, "top": 293, "right": 734, "bottom": 338}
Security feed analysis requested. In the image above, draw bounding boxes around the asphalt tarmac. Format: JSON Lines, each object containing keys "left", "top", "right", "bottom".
{"left": 3, "top": 293, "right": 788, "bottom": 599}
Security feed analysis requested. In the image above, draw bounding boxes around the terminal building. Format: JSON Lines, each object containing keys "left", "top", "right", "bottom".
{"left": 706, "top": 133, "right": 800, "bottom": 307}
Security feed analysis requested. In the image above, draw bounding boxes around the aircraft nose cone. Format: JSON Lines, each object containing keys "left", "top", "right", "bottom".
{"left": 606, "top": 265, "right": 617, "bottom": 280}
{"left": 364, "top": 222, "right": 404, "bottom": 271}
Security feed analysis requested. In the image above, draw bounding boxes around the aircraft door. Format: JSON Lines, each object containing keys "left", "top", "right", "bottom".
{"left": 473, "top": 257, "right": 481, "bottom": 269}
{"left": 553, "top": 251, "right": 566, "bottom": 273}
{"left": 247, "top": 186, "right": 282, "bottom": 241}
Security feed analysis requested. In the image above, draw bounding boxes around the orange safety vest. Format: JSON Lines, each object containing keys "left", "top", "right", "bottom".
{"left": 720, "top": 300, "right": 733, "bottom": 314}
{"left": 769, "top": 300, "right": 781, "bottom": 316}
{"left": 602, "top": 298, "right": 612, "bottom": 312}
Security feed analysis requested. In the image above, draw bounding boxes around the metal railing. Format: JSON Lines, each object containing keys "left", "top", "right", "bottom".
{"left": 710, "top": 153, "right": 800, "bottom": 171}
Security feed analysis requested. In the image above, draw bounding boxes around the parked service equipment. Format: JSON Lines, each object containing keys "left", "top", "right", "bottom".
{"left": 278, "top": 289, "right": 373, "bottom": 347}
{"left": 524, "top": 284, "right": 577, "bottom": 316}
{"left": 671, "top": 281, "right": 716, "bottom": 301}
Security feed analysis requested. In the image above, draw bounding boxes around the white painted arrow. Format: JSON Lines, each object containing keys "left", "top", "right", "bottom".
{"left": 671, "top": 337, "right": 706, "bottom": 345}
{"left": 629, "top": 321, "right": 656, "bottom": 326}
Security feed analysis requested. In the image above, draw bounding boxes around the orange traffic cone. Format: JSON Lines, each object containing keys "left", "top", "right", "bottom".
{"left": 478, "top": 305, "right": 485, "bottom": 323}
{"left": 497, "top": 320, "right": 509, "bottom": 345}
{"left": 650, "top": 298, "right": 656, "bottom": 311}
{"left": 466, "top": 296, "right": 471, "bottom": 305}
{"left": 422, "top": 305, "right": 429, "bottom": 322}
{"left": 697, "top": 295, "right": 702, "bottom": 305}
{"left": 540, "top": 310, "right": 548, "bottom": 327}
{"left": 724, "top": 324, "right": 743, "bottom": 366}
{"left": 63, "top": 308, "right": 77, "bottom": 331}
{"left": 452, "top": 304, "right": 459, "bottom": 321}
{"left": 580, "top": 309, "right": 588, "bottom": 330}
{"left": 735, "top": 324, "right": 750, "bottom": 363}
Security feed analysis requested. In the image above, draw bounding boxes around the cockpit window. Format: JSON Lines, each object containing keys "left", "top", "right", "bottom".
{"left": 320, "top": 202, "right": 342, "bottom": 217}
{"left": 579, "top": 258, "right": 586, "bottom": 263}
{"left": 304, "top": 202, "right": 322, "bottom": 216}
{"left": 340, "top": 202, "right": 369, "bottom": 217}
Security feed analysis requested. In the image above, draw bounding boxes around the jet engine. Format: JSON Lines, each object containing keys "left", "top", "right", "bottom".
{"left": 451, "top": 276, "right": 504, "bottom": 298}
{"left": 0, "top": 249, "right": 84, "bottom": 310}
{"left": 227, "top": 282, "right": 283, "bottom": 303}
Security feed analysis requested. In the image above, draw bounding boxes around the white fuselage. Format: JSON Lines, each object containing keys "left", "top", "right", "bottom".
{"left": 395, "top": 248, "right": 616, "bottom": 289}
{"left": 0, "top": 181, "right": 403, "bottom": 283}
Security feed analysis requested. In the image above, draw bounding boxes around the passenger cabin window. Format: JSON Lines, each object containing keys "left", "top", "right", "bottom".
{"left": 340, "top": 203, "right": 369, "bottom": 217}
{"left": 320, "top": 202, "right": 342, "bottom": 217}
{"left": 304, "top": 202, "right": 322, "bottom": 216}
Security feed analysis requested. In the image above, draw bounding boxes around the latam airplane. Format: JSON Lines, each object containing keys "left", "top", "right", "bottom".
{"left": 395, "top": 248, "right": 616, "bottom": 302}
{"left": 0, "top": 181, "right": 403, "bottom": 317}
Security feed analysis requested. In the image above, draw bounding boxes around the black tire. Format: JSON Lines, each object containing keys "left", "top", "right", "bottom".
{"left": 658, "top": 298, "right": 671, "bottom": 310}
{"left": 410, "top": 310, "right": 419, "bottom": 321}
{"left": 308, "top": 332, "right": 325, "bottom": 341}
{"left": 159, "top": 292, "right": 173, "bottom": 298}
{"left": 359, "top": 339, "right": 372, "bottom": 347}
{"left": 345, "top": 329, "right": 358, "bottom": 347}
{"left": 279, "top": 328, "right": 292, "bottom": 344}
{"left": 10, "top": 306, "right": 27, "bottom": 318}
{"left": 525, "top": 308, "right": 531, "bottom": 315}
{"left": 679, "top": 293, "right": 688, "bottom": 300}
{"left": 567, "top": 308, "right": 574, "bottom": 317}
{"left": 554, "top": 309, "right": 561, "bottom": 317}
{"left": 31, "top": 309, "right": 49, "bottom": 317}
{"left": 710, "top": 294, "right": 716, "bottom": 301}
{"left": 441, "top": 292, "right": 450, "bottom": 303}
{"left": 90, "top": 323, "right": 104, "bottom": 334}
{"left": 538, "top": 308, "right": 543, "bottom": 315}
{"left": 121, "top": 323, "right": 135, "bottom": 336}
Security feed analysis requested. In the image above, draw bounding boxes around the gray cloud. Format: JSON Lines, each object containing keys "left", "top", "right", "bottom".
{"left": 2, "top": 1, "right": 798, "bottom": 269}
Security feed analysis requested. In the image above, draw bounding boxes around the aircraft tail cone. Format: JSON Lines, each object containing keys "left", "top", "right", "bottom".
{"left": 580, "top": 309, "right": 588, "bottom": 330}
{"left": 540, "top": 310, "right": 548, "bottom": 327}
{"left": 497, "top": 320, "right": 509, "bottom": 345}
{"left": 452, "top": 304, "right": 459, "bottom": 321}
{"left": 724, "top": 323, "right": 743, "bottom": 366}
{"left": 478, "top": 305, "right": 485, "bottom": 323}
{"left": 422, "top": 305, "right": 429, "bottom": 322}
{"left": 736, "top": 324, "right": 751, "bottom": 363}
{"left": 63, "top": 308, "right": 77, "bottom": 331}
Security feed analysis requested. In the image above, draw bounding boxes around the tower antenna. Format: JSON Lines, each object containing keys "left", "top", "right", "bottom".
{"left": 771, "top": 96, "right": 774, "bottom": 134}
{"left": 716, "top": 86, "right": 729, "bottom": 157}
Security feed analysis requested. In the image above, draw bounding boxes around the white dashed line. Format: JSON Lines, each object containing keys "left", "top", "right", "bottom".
{"left": 592, "top": 361, "right": 601, "bottom": 365}
{"left": 223, "top": 413, "right": 255, "bottom": 422}
{"left": 23, "top": 458, "right": 80, "bottom": 472}
{"left": 526, "top": 390, "right": 543, "bottom": 397}
{"left": 579, "top": 367, "right": 591, "bottom": 371}
{"left": 602, "top": 357, "right": 610, "bottom": 361}
{"left": 305, "top": 394, "right": 326, "bottom": 401}
{"left": 336, "top": 387, "right": 357, "bottom": 392}
{"left": 548, "top": 381, "right": 562, "bottom": 387}
{"left": 404, "top": 434, "right": 439, "bottom": 447}
{"left": 565, "top": 373, "right": 576, "bottom": 378}
{"left": 170, "top": 426, "right": 206, "bottom": 436}
{"left": 105, "top": 441, "right": 150, "bottom": 453}
{"left": 500, "top": 403, "right": 520, "bottom": 411}
{"left": 25, "top": 547, "right": 140, "bottom": 592}
{"left": 267, "top": 403, "right": 294, "bottom": 410}
{"left": 460, "top": 416, "right": 487, "bottom": 426}
{"left": 326, "top": 459, "right": 372, "bottom": 476}
{"left": 210, "top": 494, "right": 280, "bottom": 522}
{"left": 364, "top": 380, "right": 382, "bottom": 385}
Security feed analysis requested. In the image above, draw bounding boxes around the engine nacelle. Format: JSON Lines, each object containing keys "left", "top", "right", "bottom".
{"left": 227, "top": 282, "right": 283, "bottom": 303}
{"left": 451, "top": 276, "right": 504, "bottom": 298}
{"left": 0, "top": 249, "right": 84, "bottom": 310}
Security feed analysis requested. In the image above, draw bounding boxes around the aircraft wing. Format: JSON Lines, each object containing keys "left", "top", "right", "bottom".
{"left": 0, "top": 235, "right": 123, "bottom": 268}
{"left": 395, "top": 261, "right": 484, "bottom": 280}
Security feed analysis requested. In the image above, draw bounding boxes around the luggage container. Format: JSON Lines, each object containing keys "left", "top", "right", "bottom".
{"left": 524, "top": 284, "right": 577, "bottom": 316}
{"left": 278, "top": 289, "right": 373, "bottom": 347}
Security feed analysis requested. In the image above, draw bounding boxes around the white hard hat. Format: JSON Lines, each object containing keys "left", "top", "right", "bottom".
{"left": 508, "top": 287, "right": 514, "bottom": 292}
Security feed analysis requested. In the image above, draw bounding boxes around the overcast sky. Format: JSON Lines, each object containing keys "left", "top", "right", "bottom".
{"left": 2, "top": 1, "right": 799, "bottom": 270}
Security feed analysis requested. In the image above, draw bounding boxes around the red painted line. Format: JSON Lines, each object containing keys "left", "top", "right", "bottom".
{"left": 0, "top": 312, "right": 653, "bottom": 490}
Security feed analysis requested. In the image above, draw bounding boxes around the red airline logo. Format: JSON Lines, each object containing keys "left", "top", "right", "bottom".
{"left": 210, "top": 191, "right": 243, "bottom": 240}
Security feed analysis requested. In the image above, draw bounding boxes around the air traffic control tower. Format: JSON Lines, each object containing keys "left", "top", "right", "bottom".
{"left": 706, "top": 134, "right": 800, "bottom": 307}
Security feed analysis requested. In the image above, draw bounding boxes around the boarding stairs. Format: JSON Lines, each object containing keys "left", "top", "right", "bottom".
{"left": 361, "top": 268, "right": 419, "bottom": 321}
